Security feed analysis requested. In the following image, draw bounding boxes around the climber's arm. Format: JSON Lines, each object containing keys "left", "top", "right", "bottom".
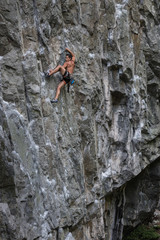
{"left": 62, "top": 62, "right": 68, "bottom": 69}
{"left": 65, "top": 48, "right": 75, "bottom": 62}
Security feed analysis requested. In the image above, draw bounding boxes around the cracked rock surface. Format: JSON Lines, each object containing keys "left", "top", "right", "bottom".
{"left": 0, "top": 0, "right": 160, "bottom": 239}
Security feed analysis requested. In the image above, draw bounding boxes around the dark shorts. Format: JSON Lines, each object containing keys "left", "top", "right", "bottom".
{"left": 63, "top": 71, "right": 71, "bottom": 84}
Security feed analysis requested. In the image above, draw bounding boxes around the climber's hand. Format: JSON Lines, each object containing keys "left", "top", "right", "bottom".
{"left": 44, "top": 70, "right": 52, "bottom": 78}
{"left": 49, "top": 69, "right": 53, "bottom": 75}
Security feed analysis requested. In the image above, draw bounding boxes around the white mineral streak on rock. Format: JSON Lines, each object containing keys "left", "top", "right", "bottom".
{"left": 63, "top": 186, "right": 70, "bottom": 200}
{"left": 65, "top": 233, "right": 75, "bottom": 240}
{"left": 46, "top": 177, "right": 56, "bottom": 188}
{"left": 134, "top": 127, "right": 142, "bottom": 141}
{"left": 40, "top": 211, "right": 48, "bottom": 220}
{"left": 115, "top": 4, "right": 124, "bottom": 18}
{"left": 23, "top": 50, "right": 36, "bottom": 57}
{"left": 41, "top": 80, "right": 46, "bottom": 87}
{"left": 88, "top": 53, "right": 95, "bottom": 59}
{"left": 0, "top": 125, "right": 4, "bottom": 137}
{"left": 102, "top": 166, "right": 112, "bottom": 179}
{"left": 63, "top": 28, "right": 69, "bottom": 33}
{"left": 41, "top": 221, "right": 51, "bottom": 239}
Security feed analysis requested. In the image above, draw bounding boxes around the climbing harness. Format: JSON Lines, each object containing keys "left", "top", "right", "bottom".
{"left": 62, "top": 70, "right": 75, "bottom": 93}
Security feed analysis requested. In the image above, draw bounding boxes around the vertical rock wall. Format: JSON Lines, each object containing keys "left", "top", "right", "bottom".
{"left": 0, "top": 0, "right": 160, "bottom": 239}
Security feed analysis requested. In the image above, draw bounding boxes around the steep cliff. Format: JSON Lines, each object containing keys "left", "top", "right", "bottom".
{"left": 0, "top": 0, "right": 160, "bottom": 239}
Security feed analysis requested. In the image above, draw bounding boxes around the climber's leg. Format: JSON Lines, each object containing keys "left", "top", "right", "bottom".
{"left": 49, "top": 65, "right": 66, "bottom": 76}
{"left": 51, "top": 80, "right": 66, "bottom": 103}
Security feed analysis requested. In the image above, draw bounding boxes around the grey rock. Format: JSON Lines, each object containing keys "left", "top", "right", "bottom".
{"left": 0, "top": 0, "right": 160, "bottom": 239}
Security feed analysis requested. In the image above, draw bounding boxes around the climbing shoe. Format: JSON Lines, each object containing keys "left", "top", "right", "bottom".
{"left": 50, "top": 99, "right": 58, "bottom": 103}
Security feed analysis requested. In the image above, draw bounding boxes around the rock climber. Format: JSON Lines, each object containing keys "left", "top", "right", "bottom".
{"left": 49, "top": 48, "right": 75, "bottom": 103}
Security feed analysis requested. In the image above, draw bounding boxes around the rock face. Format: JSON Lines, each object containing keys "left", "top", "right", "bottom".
{"left": 0, "top": 0, "right": 160, "bottom": 239}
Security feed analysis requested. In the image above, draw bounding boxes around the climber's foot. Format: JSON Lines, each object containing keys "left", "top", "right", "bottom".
{"left": 50, "top": 99, "right": 58, "bottom": 103}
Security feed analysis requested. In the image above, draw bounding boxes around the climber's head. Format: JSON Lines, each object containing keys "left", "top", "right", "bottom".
{"left": 66, "top": 53, "right": 72, "bottom": 62}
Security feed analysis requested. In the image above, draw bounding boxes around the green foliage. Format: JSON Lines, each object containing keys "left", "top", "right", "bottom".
{"left": 123, "top": 224, "right": 160, "bottom": 240}
{"left": 154, "top": 225, "right": 160, "bottom": 229}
